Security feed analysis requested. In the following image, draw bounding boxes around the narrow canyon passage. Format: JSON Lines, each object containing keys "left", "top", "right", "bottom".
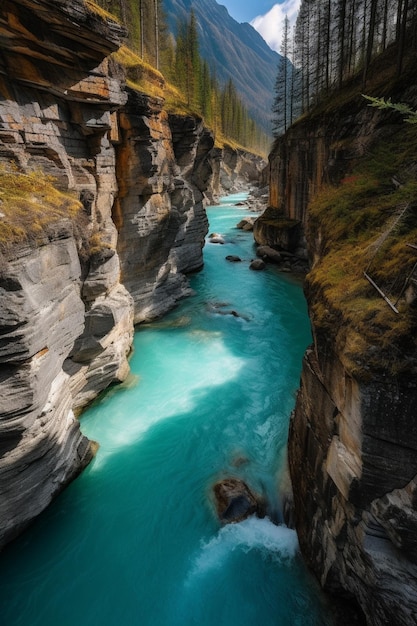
{"left": 0, "top": 194, "right": 332, "bottom": 625}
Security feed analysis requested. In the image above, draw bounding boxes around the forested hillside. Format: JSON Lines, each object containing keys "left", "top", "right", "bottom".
{"left": 272, "top": 0, "right": 417, "bottom": 136}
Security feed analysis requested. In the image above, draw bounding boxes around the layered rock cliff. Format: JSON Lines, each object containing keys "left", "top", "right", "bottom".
{"left": 0, "top": 0, "right": 263, "bottom": 549}
{"left": 114, "top": 100, "right": 210, "bottom": 322}
{"left": 0, "top": 0, "right": 134, "bottom": 548}
{"left": 269, "top": 67, "right": 417, "bottom": 623}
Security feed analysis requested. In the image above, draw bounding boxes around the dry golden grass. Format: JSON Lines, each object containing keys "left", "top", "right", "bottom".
{"left": 88, "top": 230, "right": 113, "bottom": 256}
{"left": 113, "top": 47, "right": 164, "bottom": 81}
{"left": 83, "top": 0, "right": 120, "bottom": 23}
{"left": 306, "top": 124, "right": 417, "bottom": 376}
{"left": 0, "top": 164, "right": 82, "bottom": 249}
{"left": 112, "top": 47, "right": 201, "bottom": 115}
{"left": 113, "top": 46, "right": 167, "bottom": 100}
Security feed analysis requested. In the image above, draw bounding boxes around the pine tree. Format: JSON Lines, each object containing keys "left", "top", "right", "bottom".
{"left": 92, "top": 1, "right": 270, "bottom": 155}
{"left": 200, "top": 60, "right": 212, "bottom": 121}
{"left": 188, "top": 10, "right": 201, "bottom": 109}
{"left": 272, "top": 16, "right": 291, "bottom": 137}
{"left": 174, "top": 10, "right": 201, "bottom": 108}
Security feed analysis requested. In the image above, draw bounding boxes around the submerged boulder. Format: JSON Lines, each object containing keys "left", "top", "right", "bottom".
{"left": 213, "top": 478, "right": 265, "bottom": 524}
{"left": 208, "top": 232, "right": 225, "bottom": 244}
{"left": 225, "top": 255, "right": 242, "bottom": 262}
{"left": 249, "top": 259, "right": 266, "bottom": 271}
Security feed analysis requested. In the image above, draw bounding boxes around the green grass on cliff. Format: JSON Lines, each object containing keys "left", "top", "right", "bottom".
{"left": 307, "top": 125, "right": 417, "bottom": 376}
{"left": 0, "top": 164, "right": 82, "bottom": 249}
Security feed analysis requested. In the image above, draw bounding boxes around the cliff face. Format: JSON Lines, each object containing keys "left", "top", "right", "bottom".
{"left": 113, "top": 95, "right": 263, "bottom": 323}
{"left": 0, "top": 0, "right": 263, "bottom": 549}
{"left": 0, "top": 0, "right": 134, "bottom": 548}
{"left": 290, "top": 345, "right": 417, "bottom": 625}
{"left": 270, "top": 93, "right": 417, "bottom": 623}
{"left": 114, "top": 100, "right": 210, "bottom": 322}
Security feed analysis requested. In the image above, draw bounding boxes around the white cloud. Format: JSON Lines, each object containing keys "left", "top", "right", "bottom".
{"left": 250, "top": 0, "right": 301, "bottom": 54}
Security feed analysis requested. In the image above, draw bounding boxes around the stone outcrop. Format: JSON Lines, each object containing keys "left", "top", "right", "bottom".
{"left": 249, "top": 258, "right": 265, "bottom": 271}
{"left": 219, "top": 145, "right": 266, "bottom": 194}
{"left": 0, "top": 233, "right": 93, "bottom": 545}
{"left": 289, "top": 341, "right": 417, "bottom": 625}
{"left": 255, "top": 245, "right": 282, "bottom": 264}
{"left": 207, "top": 145, "right": 266, "bottom": 201}
{"left": 236, "top": 217, "right": 255, "bottom": 231}
{"left": 270, "top": 83, "right": 417, "bottom": 622}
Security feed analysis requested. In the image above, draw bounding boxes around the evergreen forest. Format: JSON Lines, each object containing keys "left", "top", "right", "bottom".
{"left": 90, "top": 0, "right": 270, "bottom": 155}
{"left": 272, "top": 0, "right": 417, "bottom": 136}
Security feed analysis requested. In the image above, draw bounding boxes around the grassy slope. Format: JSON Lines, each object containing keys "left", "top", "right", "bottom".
{"left": 308, "top": 129, "right": 417, "bottom": 376}
{"left": 303, "top": 46, "right": 417, "bottom": 377}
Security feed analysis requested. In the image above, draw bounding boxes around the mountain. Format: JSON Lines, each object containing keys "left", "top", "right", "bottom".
{"left": 163, "top": 0, "right": 281, "bottom": 135}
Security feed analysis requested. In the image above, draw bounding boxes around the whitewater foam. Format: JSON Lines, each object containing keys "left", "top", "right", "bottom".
{"left": 185, "top": 517, "right": 298, "bottom": 587}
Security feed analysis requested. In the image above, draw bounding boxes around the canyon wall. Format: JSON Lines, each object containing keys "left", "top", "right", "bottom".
{"left": 0, "top": 0, "right": 135, "bottom": 549}
{"left": 114, "top": 102, "right": 210, "bottom": 323}
{"left": 0, "top": 0, "right": 262, "bottom": 548}
{"left": 269, "top": 90, "right": 417, "bottom": 623}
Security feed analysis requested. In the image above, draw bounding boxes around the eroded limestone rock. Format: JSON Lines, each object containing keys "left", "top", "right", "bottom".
{"left": 256, "top": 245, "right": 282, "bottom": 263}
{"left": 0, "top": 236, "right": 93, "bottom": 547}
{"left": 236, "top": 217, "right": 255, "bottom": 231}
{"left": 249, "top": 259, "right": 266, "bottom": 271}
{"left": 219, "top": 146, "right": 266, "bottom": 193}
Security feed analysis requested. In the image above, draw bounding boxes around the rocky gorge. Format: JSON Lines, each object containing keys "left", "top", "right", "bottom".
{"left": 0, "top": 0, "right": 264, "bottom": 549}
{"left": 3, "top": 2, "right": 416, "bottom": 624}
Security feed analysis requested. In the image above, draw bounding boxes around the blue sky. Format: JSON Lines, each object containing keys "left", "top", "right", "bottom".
{"left": 220, "top": 0, "right": 276, "bottom": 23}
{"left": 220, "top": 0, "right": 301, "bottom": 53}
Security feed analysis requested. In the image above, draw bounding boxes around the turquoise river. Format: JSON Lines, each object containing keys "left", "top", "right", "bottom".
{"left": 0, "top": 193, "right": 333, "bottom": 625}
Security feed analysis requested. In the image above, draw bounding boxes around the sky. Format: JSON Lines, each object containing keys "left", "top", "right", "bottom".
{"left": 220, "top": 0, "right": 301, "bottom": 53}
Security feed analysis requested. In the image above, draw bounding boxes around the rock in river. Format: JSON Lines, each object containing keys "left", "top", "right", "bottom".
{"left": 249, "top": 259, "right": 266, "bottom": 271}
{"left": 208, "top": 233, "right": 225, "bottom": 244}
{"left": 213, "top": 478, "right": 265, "bottom": 524}
{"left": 256, "top": 245, "right": 282, "bottom": 263}
{"left": 236, "top": 217, "right": 255, "bottom": 231}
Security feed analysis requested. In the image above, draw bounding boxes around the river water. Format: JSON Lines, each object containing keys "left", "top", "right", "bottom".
{"left": 0, "top": 193, "right": 332, "bottom": 625}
